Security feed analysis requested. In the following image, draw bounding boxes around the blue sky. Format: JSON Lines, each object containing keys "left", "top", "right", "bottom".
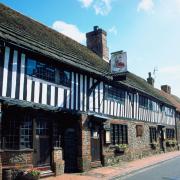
{"left": 1, "top": 0, "right": 180, "bottom": 97}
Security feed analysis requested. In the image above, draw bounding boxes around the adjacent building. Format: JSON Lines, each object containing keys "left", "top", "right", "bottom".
{"left": 0, "top": 3, "right": 179, "bottom": 178}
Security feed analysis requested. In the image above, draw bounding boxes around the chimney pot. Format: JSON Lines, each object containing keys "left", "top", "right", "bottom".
{"left": 147, "top": 72, "right": 154, "bottom": 87}
{"left": 161, "top": 85, "right": 171, "bottom": 94}
{"left": 94, "top": 26, "right": 99, "bottom": 31}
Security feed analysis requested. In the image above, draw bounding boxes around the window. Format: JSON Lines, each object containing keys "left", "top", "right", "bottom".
{"left": 136, "top": 125, "right": 143, "bottom": 137}
{"left": 27, "top": 58, "right": 55, "bottom": 82}
{"left": 164, "top": 107, "right": 174, "bottom": 117}
{"left": 3, "top": 115, "right": 33, "bottom": 150}
{"left": 166, "top": 128, "right": 175, "bottom": 139}
{"left": 148, "top": 101, "right": 153, "bottom": 111}
{"left": 3, "top": 119, "right": 19, "bottom": 149}
{"left": 105, "top": 85, "right": 125, "bottom": 103}
{"left": 26, "top": 58, "right": 71, "bottom": 87}
{"left": 139, "top": 95, "right": 148, "bottom": 109}
{"left": 110, "top": 124, "right": 128, "bottom": 145}
{"left": 20, "top": 116, "right": 32, "bottom": 149}
{"left": 58, "top": 69, "right": 71, "bottom": 87}
{"left": 36, "top": 119, "right": 49, "bottom": 136}
{"left": 149, "top": 127, "right": 157, "bottom": 143}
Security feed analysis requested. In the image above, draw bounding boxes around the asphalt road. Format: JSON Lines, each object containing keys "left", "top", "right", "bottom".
{"left": 119, "top": 156, "right": 180, "bottom": 180}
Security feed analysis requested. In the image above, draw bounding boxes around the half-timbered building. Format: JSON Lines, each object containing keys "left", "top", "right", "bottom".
{"left": 0, "top": 3, "right": 178, "bottom": 178}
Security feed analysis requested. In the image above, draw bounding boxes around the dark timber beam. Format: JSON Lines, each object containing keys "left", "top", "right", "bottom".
{"left": 87, "top": 80, "right": 100, "bottom": 97}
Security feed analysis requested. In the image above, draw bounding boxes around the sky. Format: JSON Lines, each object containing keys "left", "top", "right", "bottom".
{"left": 1, "top": 0, "right": 180, "bottom": 97}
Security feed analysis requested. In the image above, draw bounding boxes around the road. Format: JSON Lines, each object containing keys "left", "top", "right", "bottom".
{"left": 119, "top": 156, "right": 180, "bottom": 180}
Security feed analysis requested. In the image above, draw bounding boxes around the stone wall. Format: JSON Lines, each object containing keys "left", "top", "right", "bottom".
{"left": 1, "top": 150, "right": 33, "bottom": 168}
{"left": 52, "top": 148, "right": 64, "bottom": 176}
{"left": 102, "top": 120, "right": 161, "bottom": 166}
{"left": 176, "top": 119, "right": 180, "bottom": 148}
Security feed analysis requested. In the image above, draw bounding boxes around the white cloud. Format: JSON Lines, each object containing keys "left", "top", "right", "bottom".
{"left": 52, "top": 21, "right": 86, "bottom": 44}
{"left": 109, "top": 26, "right": 117, "bottom": 35}
{"left": 78, "top": 0, "right": 93, "bottom": 8}
{"left": 137, "top": 0, "right": 154, "bottom": 12}
{"left": 93, "top": 0, "right": 112, "bottom": 15}
{"left": 78, "top": 0, "right": 113, "bottom": 15}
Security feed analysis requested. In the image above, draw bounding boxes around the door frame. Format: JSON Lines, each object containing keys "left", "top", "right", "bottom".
{"left": 90, "top": 121, "right": 103, "bottom": 163}
{"left": 158, "top": 125, "right": 165, "bottom": 151}
{"left": 63, "top": 128, "right": 78, "bottom": 173}
{"left": 33, "top": 117, "right": 52, "bottom": 167}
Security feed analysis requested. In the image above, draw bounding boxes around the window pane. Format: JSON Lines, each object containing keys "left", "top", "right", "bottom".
{"left": 105, "top": 85, "right": 125, "bottom": 103}
{"left": 110, "top": 124, "right": 128, "bottom": 145}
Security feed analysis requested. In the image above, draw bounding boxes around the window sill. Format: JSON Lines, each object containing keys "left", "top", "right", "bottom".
{"left": 2, "top": 149, "right": 34, "bottom": 152}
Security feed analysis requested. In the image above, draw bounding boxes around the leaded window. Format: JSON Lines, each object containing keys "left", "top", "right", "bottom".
{"left": 20, "top": 116, "right": 32, "bottom": 149}
{"left": 58, "top": 69, "right": 71, "bottom": 87}
{"left": 164, "top": 107, "right": 174, "bottom": 117}
{"left": 139, "top": 95, "right": 148, "bottom": 109}
{"left": 105, "top": 85, "right": 125, "bottom": 103}
{"left": 110, "top": 124, "right": 128, "bottom": 145}
{"left": 166, "top": 128, "right": 175, "bottom": 139}
{"left": 3, "top": 119, "right": 19, "bottom": 149}
{"left": 26, "top": 58, "right": 71, "bottom": 87}
{"left": 36, "top": 118, "right": 49, "bottom": 136}
{"left": 27, "top": 58, "right": 55, "bottom": 82}
{"left": 149, "top": 127, "right": 157, "bottom": 143}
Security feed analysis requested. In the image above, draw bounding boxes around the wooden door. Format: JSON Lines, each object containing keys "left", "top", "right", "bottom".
{"left": 34, "top": 118, "right": 51, "bottom": 167}
{"left": 64, "top": 128, "right": 77, "bottom": 173}
{"left": 158, "top": 127, "right": 164, "bottom": 151}
{"left": 91, "top": 129, "right": 101, "bottom": 162}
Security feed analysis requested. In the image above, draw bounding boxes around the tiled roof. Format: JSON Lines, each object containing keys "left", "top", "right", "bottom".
{"left": 0, "top": 3, "right": 110, "bottom": 75}
{"left": 0, "top": 3, "right": 177, "bottom": 107}
{"left": 120, "top": 72, "right": 173, "bottom": 106}
{"left": 159, "top": 91, "right": 180, "bottom": 112}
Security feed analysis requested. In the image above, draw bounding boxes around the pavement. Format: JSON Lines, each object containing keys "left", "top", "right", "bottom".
{"left": 45, "top": 151, "right": 180, "bottom": 180}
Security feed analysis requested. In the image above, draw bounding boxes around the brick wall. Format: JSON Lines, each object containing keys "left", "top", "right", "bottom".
{"left": 77, "top": 114, "right": 91, "bottom": 172}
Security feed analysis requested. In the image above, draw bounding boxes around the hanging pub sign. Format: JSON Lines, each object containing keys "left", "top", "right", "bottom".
{"left": 111, "top": 51, "right": 127, "bottom": 73}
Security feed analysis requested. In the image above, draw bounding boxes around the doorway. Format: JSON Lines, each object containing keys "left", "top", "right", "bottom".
{"left": 34, "top": 118, "right": 51, "bottom": 167}
{"left": 90, "top": 123, "right": 102, "bottom": 163}
{"left": 64, "top": 128, "right": 77, "bottom": 173}
{"left": 158, "top": 126, "right": 165, "bottom": 151}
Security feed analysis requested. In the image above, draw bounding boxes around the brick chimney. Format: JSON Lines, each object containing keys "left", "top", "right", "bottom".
{"left": 86, "top": 26, "right": 109, "bottom": 62}
{"left": 161, "top": 85, "right": 171, "bottom": 94}
{"left": 147, "top": 72, "right": 154, "bottom": 87}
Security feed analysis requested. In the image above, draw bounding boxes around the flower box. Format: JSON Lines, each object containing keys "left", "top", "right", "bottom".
{"left": 115, "top": 144, "right": 128, "bottom": 153}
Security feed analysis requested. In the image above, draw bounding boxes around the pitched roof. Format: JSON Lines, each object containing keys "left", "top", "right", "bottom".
{"left": 120, "top": 72, "right": 173, "bottom": 105}
{"left": 159, "top": 91, "right": 180, "bottom": 112}
{"left": 0, "top": 3, "right": 110, "bottom": 75}
{"left": 0, "top": 3, "right": 176, "bottom": 107}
